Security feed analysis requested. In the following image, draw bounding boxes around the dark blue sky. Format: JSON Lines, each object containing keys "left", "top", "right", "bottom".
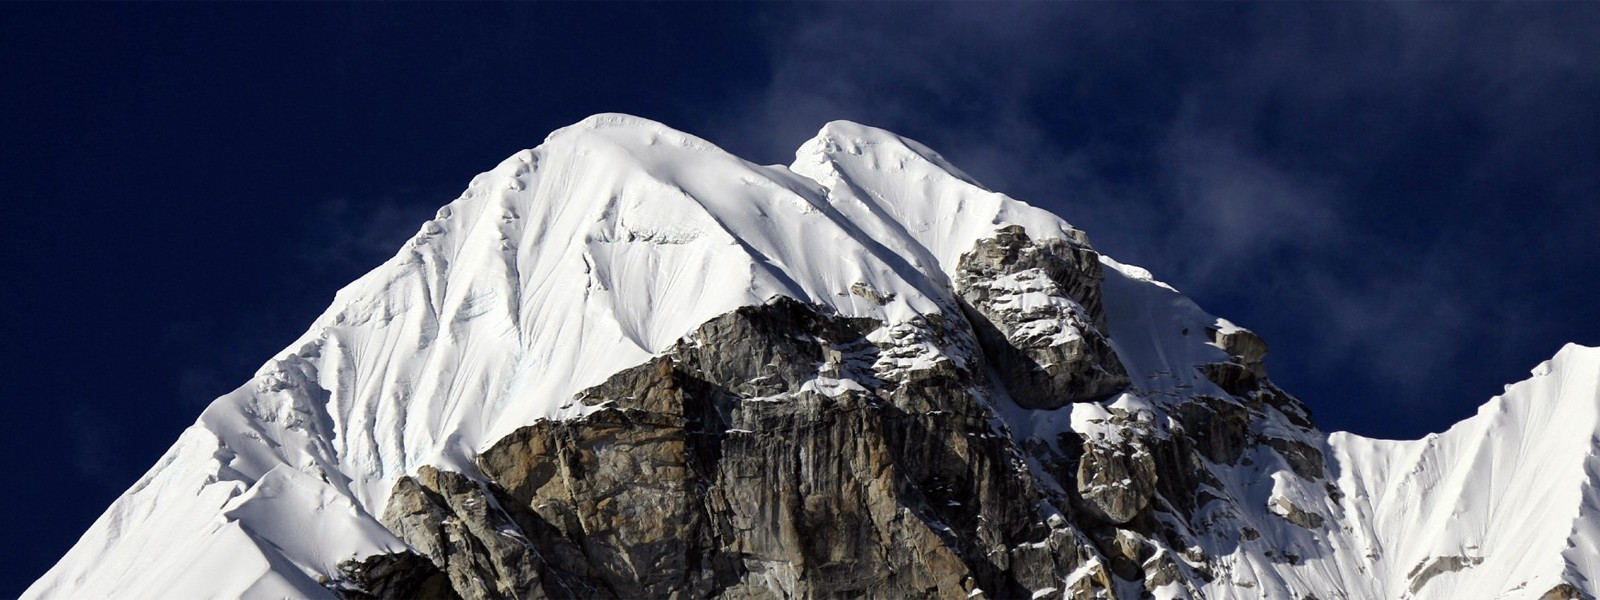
{"left": 4, "top": 4, "right": 1597, "bottom": 594}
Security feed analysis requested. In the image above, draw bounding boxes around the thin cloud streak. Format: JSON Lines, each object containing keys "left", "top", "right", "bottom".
{"left": 694, "top": 3, "right": 1600, "bottom": 437}
{"left": 298, "top": 192, "right": 444, "bottom": 275}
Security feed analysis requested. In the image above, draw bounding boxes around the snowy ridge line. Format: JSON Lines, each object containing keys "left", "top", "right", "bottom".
{"left": 26, "top": 114, "right": 1086, "bottom": 598}
{"left": 25, "top": 114, "right": 1600, "bottom": 599}
{"left": 1328, "top": 343, "right": 1600, "bottom": 599}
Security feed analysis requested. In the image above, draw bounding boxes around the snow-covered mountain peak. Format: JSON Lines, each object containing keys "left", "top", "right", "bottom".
{"left": 27, "top": 114, "right": 1600, "bottom": 600}
{"left": 541, "top": 112, "right": 718, "bottom": 150}
{"left": 793, "top": 121, "right": 1089, "bottom": 274}
{"left": 802, "top": 119, "right": 985, "bottom": 186}
{"left": 1326, "top": 342, "right": 1600, "bottom": 598}
{"left": 293, "top": 114, "right": 1013, "bottom": 460}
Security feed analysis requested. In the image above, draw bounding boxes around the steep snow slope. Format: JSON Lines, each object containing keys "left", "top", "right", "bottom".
{"left": 26, "top": 114, "right": 1600, "bottom": 599}
{"left": 1330, "top": 344, "right": 1600, "bottom": 598}
{"left": 26, "top": 114, "right": 1090, "bottom": 598}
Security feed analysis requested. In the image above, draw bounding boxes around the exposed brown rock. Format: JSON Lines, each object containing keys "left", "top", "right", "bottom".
{"left": 1540, "top": 582, "right": 1588, "bottom": 600}
{"left": 377, "top": 466, "right": 553, "bottom": 600}
{"left": 1175, "top": 396, "right": 1252, "bottom": 465}
{"left": 1208, "top": 325, "right": 1268, "bottom": 378}
{"left": 1406, "top": 554, "right": 1485, "bottom": 594}
{"left": 1268, "top": 496, "right": 1325, "bottom": 529}
{"left": 1263, "top": 437, "right": 1326, "bottom": 481}
{"left": 956, "top": 225, "right": 1130, "bottom": 408}
{"left": 333, "top": 231, "right": 1342, "bottom": 599}
{"left": 1075, "top": 440, "right": 1159, "bottom": 525}
{"left": 335, "top": 551, "right": 456, "bottom": 600}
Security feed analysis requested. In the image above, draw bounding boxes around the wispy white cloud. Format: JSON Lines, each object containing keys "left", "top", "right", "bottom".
{"left": 694, "top": 3, "right": 1600, "bottom": 430}
{"left": 296, "top": 192, "right": 442, "bottom": 274}
{"left": 66, "top": 407, "right": 117, "bottom": 489}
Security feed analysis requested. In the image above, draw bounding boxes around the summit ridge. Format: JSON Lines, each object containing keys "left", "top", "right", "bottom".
{"left": 27, "top": 115, "right": 1600, "bottom": 600}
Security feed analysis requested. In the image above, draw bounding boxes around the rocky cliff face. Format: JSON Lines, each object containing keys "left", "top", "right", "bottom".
{"left": 956, "top": 225, "right": 1129, "bottom": 409}
{"left": 334, "top": 229, "right": 1332, "bottom": 600}
{"left": 35, "top": 115, "right": 1597, "bottom": 600}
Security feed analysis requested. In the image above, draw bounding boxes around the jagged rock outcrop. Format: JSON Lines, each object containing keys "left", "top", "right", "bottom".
{"left": 1539, "top": 582, "right": 1587, "bottom": 600}
{"left": 1074, "top": 438, "right": 1158, "bottom": 525}
{"left": 335, "top": 552, "right": 455, "bottom": 600}
{"left": 341, "top": 294, "right": 1124, "bottom": 599}
{"left": 1208, "top": 325, "right": 1268, "bottom": 378}
{"left": 1407, "top": 555, "right": 1486, "bottom": 595}
{"left": 376, "top": 466, "right": 557, "bottom": 599}
{"left": 1262, "top": 437, "right": 1325, "bottom": 481}
{"left": 956, "top": 225, "right": 1129, "bottom": 408}
{"left": 36, "top": 115, "right": 1600, "bottom": 600}
{"left": 329, "top": 228, "right": 1341, "bottom": 600}
{"left": 1173, "top": 396, "right": 1252, "bottom": 465}
{"left": 1268, "top": 496, "right": 1326, "bottom": 530}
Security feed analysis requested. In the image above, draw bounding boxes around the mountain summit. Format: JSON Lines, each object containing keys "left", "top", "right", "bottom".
{"left": 28, "top": 114, "right": 1599, "bottom": 599}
